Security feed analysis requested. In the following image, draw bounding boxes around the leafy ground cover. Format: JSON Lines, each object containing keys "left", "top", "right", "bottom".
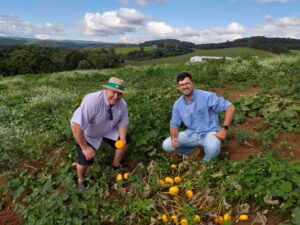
{"left": 0, "top": 54, "right": 299, "bottom": 225}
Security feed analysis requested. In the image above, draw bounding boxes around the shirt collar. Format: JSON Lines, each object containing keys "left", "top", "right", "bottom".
{"left": 183, "top": 89, "right": 196, "bottom": 104}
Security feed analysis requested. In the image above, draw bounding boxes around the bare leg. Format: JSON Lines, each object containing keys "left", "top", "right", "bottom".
{"left": 112, "top": 145, "right": 128, "bottom": 167}
{"left": 76, "top": 163, "right": 90, "bottom": 183}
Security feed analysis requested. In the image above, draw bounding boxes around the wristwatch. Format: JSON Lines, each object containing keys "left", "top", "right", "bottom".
{"left": 222, "top": 125, "right": 229, "bottom": 130}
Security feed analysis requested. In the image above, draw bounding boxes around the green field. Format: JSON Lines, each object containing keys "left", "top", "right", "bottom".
{"left": 114, "top": 46, "right": 153, "bottom": 54}
{"left": 0, "top": 55, "right": 300, "bottom": 224}
{"left": 126, "top": 47, "right": 274, "bottom": 66}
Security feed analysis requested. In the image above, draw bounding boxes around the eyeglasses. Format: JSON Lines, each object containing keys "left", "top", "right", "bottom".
{"left": 108, "top": 105, "right": 113, "bottom": 120}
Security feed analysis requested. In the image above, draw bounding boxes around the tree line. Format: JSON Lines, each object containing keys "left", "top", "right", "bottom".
{"left": 197, "top": 36, "right": 300, "bottom": 53}
{"left": 0, "top": 45, "right": 121, "bottom": 77}
{"left": 0, "top": 43, "right": 193, "bottom": 76}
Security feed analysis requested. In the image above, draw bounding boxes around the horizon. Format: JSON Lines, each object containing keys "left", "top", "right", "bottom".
{"left": 0, "top": 0, "right": 299, "bottom": 44}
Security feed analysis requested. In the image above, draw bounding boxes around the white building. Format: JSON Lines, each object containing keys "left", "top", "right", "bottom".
{"left": 190, "top": 56, "right": 232, "bottom": 63}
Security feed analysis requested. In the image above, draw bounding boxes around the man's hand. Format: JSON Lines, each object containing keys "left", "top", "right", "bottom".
{"left": 171, "top": 138, "right": 178, "bottom": 148}
{"left": 214, "top": 129, "right": 227, "bottom": 140}
{"left": 82, "top": 146, "right": 95, "bottom": 160}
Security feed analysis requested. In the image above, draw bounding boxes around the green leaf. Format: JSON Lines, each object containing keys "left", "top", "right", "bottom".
{"left": 280, "top": 181, "right": 293, "bottom": 193}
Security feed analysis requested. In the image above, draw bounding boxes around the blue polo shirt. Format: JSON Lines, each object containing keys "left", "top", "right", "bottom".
{"left": 170, "top": 89, "right": 232, "bottom": 136}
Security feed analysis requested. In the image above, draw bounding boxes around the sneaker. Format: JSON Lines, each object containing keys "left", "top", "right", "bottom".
{"left": 78, "top": 181, "right": 89, "bottom": 191}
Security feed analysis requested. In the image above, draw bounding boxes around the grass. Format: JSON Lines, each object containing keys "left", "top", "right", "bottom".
{"left": 114, "top": 46, "right": 154, "bottom": 54}
{"left": 125, "top": 47, "right": 274, "bottom": 66}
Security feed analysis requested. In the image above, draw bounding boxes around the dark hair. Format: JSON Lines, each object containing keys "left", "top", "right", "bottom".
{"left": 177, "top": 71, "right": 193, "bottom": 83}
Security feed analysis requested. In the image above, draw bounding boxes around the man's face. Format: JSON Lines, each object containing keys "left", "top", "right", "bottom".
{"left": 177, "top": 77, "right": 194, "bottom": 96}
{"left": 105, "top": 89, "right": 123, "bottom": 105}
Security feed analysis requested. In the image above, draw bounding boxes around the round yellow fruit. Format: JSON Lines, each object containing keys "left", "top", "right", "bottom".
{"left": 180, "top": 218, "right": 188, "bottom": 225}
{"left": 169, "top": 186, "right": 180, "bottom": 195}
{"left": 115, "top": 140, "right": 125, "bottom": 149}
{"left": 123, "top": 172, "right": 129, "bottom": 180}
{"left": 165, "top": 177, "right": 174, "bottom": 185}
{"left": 159, "top": 179, "right": 166, "bottom": 185}
{"left": 239, "top": 214, "right": 249, "bottom": 221}
{"left": 174, "top": 176, "right": 181, "bottom": 183}
{"left": 215, "top": 216, "right": 224, "bottom": 224}
{"left": 223, "top": 213, "right": 231, "bottom": 221}
{"left": 194, "top": 214, "right": 201, "bottom": 222}
{"left": 161, "top": 214, "right": 168, "bottom": 223}
{"left": 171, "top": 164, "right": 177, "bottom": 169}
{"left": 171, "top": 215, "right": 178, "bottom": 223}
{"left": 186, "top": 190, "right": 193, "bottom": 198}
{"left": 116, "top": 174, "right": 123, "bottom": 181}
{"left": 72, "top": 162, "right": 76, "bottom": 167}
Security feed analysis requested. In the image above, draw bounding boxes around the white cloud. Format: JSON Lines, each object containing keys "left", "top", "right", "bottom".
{"left": 250, "top": 15, "right": 300, "bottom": 38}
{"left": 34, "top": 34, "right": 49, "bottom": 40}
{"left": 144, "top": 20, "right": 245, "bottom": 43}
{"left": 119, "top": 0, "right": 166, "bottom": 5}
{"left": 82, "top": 8, "right": 146, "bottom": 36}
{"left": 257, "top": 0, "right": 289, "bottom": 3}
{"left": 0, "top": 14, "right": 65, "bottom": 39}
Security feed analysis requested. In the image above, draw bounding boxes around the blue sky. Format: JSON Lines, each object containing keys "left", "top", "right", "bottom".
{"left": 0, "top": 0, "right": 299, "bottom": 43}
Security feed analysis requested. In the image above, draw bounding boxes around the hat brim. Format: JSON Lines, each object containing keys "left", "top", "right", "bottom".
{"left": 102, "top": 85, "right": 127, "bottom": 94}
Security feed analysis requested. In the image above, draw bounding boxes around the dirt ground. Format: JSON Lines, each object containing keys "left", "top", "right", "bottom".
{"left": 1, "top": 86, "right": 299, "bottom": 225}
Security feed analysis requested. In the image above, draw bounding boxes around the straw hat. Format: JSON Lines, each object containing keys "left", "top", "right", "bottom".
{"left": 102, "top": 77, "right": 127, "bottom": 93}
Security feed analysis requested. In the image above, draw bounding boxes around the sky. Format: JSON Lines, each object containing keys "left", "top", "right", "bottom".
{"left": 0, "top": 0, "right": 299, "bottom": 44}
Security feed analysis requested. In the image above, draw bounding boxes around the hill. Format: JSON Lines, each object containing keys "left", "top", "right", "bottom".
{"left": 197, "top": 36, "right": 300, "bottom": 53}
{"left": 0, "top": 36, "right": 137, "bottom": 48}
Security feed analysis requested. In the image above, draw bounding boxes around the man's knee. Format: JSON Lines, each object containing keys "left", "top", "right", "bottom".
{"left": 162, "top": 138, "right": 174, "bottom": 152}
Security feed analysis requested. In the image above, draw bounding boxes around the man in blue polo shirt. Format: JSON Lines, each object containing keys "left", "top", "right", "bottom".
{"left": 71, "top": 77, "right": 130, "bottom": 190}
{"left": 162, "top": 72, "right": 235, "bottom": 161}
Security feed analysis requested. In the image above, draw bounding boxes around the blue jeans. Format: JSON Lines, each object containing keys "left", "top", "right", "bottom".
{"left": 162, "top": 131, "right": 221, "bottom": 161}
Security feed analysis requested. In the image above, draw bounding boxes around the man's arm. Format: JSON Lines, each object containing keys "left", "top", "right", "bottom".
{"left": 170, "top": 127, "right": 179, "bottom": 148}
{"left": 215, "top": 104, "right": 235, "bottom": 140}
{"left": 118, "top": 126, "right": 128, "bottom": 145}
{"left": 71, "top": 122, "right": 95, "bottom": 160}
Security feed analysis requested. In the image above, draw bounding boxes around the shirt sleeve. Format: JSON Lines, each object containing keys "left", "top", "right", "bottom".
{"left": 70, "top": 95, "right": 94, "bottom": 130}
{"left": 170, "top": 102, "right": 182, "bottom": 128}
{"left": 116, "top": 100, "right": 129, "bottom": 128}
{"left": 207, "top": 93, "right": 232, "bottom": 113}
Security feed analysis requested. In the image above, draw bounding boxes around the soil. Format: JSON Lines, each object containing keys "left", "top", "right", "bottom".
{"left": 215, "top": 86, "right": 260, "bottom": 100}
{"left": 0, "top": 200, "right": 21, "bottom": 225}
{"left": 1, "top": 86, "right": 298, "bottom": 225}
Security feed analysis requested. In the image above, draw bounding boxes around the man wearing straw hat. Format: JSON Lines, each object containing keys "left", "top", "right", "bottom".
{"left": 70, "top": 77, "right": 130, "bottom": 191}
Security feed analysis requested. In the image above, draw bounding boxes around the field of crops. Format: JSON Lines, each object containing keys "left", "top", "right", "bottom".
{"left": 0, "top": 54, "right": 300, "bottom": 224}
{"left": 126, "top": 47, "right": 273, "bottom": 66}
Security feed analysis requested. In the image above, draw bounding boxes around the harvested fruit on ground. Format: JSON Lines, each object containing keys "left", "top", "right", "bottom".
{"left": 171, "top": 164, "right": 177, "bottom": 169}
{"left": 161, "top": 214, "right": 168, "bottom": 223}
{"left": 239, "top": 214, "right": 249, "bottom": 221}
{"left": 159, "top": 179, "right": 166, "bottom": 185}
{"left": 116, "top": 173, "right": 123, "bottom": 181}
{"left": 194, "top": 214, "right": 201, "bottom": 222}
{"left": 169, "top": 186, "right": 180, "bottom": 195}
{"left": 115, "top": 140, "right": 125, "bottom": 149}
{"left": 180, "top": 218, "right": 188, "bottom": 225}
{"left": 186, "top": 190, "right": 193, "bottom": 198}
{"left": 174, "top": 176, "right": 181, "bottom": 183}
{"left": 165, "top": 177, "right": 174, "bottom": 185}
{"left": 123, "top": 172, "right": 129, "bottom": 180}
{"left": 171, "top": 215, "right": 178, "bottom": 223}
{"left": 223, "top": 213, "right": 231, "bottom": 221}
{"left": 215, "top": 216, "right": 224, "bottom": 224}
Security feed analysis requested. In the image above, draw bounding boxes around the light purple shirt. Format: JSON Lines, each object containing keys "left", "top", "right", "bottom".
{"left": 70, "top": 90, "right": 129, "bottom": 149}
